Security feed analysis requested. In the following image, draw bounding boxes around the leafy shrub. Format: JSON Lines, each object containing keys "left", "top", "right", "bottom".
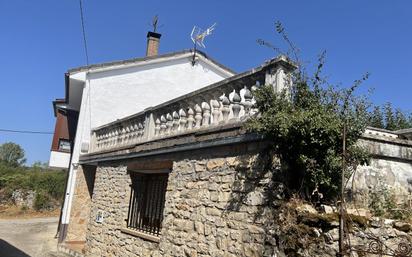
{"left": 34, "top": 191, "right": 54, "bottom": 211}
{"left": 368, "top": 180, "right": 396, "bottom": 217}
{"left": 248, "top": 74, "right": 370, "bottom": 200}
{"left": 0, "top": 162, "right": 66, "bottom": 210}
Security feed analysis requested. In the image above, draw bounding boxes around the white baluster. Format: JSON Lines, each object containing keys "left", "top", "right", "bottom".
{"left": 220, "top": 94, "right": 230, "bottom": 122}
{"left": 231, "top": 90, "right": 241, "bottom": 119}
{"left": 108, "top": 131, "right": 113, "bottom": 148}
{"left": 202, "top": 102, "right": 211, "bottom": 126}
{"left": 243, "top": 86, "right": 253, "bottom": 117}
{"left": 128, "top": 124, "right": 134, "bottom": 143}
{"left": 179, "top": 109, "right": 187, "bottom": 131}
{"left": 125, "top": 125, "right": 130, "bottom": 144}
{"left": 104, "top": 132, "right": 108, "bottom": 148}
{"left": 133, "top": 123, "right": 139, "bottom": 141}
{"left": 172, "top": 111, "right": 180, "bottom": 132}
{"left": 113, "top": 129, "right": 117, "bottom": 146}
{"left": 121, "top": 127, "right": 126, "bottom": 145}
{"left": 135, "top": 123, "right": 140, "bottom": 139}
{"left": 166, "top": 113, "right": 173, "bottom": 135}
{"left": 102, "top": 133, "right": 106, "bottom": 149}
{"left": 187, "top": 108, "right": 194, "bottom": 130}
{"left": 211, "top": 100, "right": 220, "bottom": 124}
{"left": 138, "top": 123, "right": 144, "bottom": 139}
{"left": 96, "top": 134, "right": 100, "bottom": 149}
{"left": 155, "top": 118, "right": 161, "bottom": 136}
{"left": 250, "top": 84, "right": 259, "bottom": 115}
{"left": 160, "top": 115, "right": 167, "bottom": 135}
{"left": 194, "top": 104, "right": 202, "bottom": 128}
{"left": 107, "top": 131, "right": 112, "bottom": 148}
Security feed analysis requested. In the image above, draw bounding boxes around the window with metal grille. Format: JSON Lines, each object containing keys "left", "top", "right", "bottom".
{"left": 126, "top": 172, "right": 168, "bottom": 236}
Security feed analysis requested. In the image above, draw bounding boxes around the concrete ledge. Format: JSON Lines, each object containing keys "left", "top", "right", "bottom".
{"left": 359, "top": 137, "right": 412, "bottom": 162}
{"left": 79, "top": 123, "right": 263, "bottom": 164}
{"left": 120, "top": 227, "right": 160, "bottom": 243}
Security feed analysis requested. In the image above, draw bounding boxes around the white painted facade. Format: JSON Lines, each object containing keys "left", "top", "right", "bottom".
{"left": 49, "top": 151, "right": 71, "bottom": 169}
{"left": 60, "top": 52, "right": 235, "bottom": 226}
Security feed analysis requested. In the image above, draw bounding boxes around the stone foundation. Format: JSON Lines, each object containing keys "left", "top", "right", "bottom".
{"left": 66, "top": 165, "right": 96, "bottom": 242}
{"left": 84, "top": 151, "right": 279, "bottom": 257}
{"left": 76, "top": 129, "right": 412, "bottom": 257}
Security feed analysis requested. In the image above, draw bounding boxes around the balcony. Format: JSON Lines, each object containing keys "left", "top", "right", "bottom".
{"left": 86, "top": 56, "right": 295, "bottom": 155}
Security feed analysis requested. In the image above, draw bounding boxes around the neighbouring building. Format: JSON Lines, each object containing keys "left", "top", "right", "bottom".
{"left": 49, "top": 98, "right": 78, "bottom": 169}
{"left": 52, "top": 30, "right": 412, "bottom": 257}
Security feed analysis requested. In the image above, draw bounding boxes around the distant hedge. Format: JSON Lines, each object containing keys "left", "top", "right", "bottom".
{"left": 0, "top": 163, "right": 67, "bottom": 210}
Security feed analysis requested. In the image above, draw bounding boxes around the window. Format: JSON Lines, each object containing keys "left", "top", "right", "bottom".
{"left": 126, "top": 172, "right": 169, "bottom": 237}
{"left": 58, "top": 139, "right": 71, "bottom": 152}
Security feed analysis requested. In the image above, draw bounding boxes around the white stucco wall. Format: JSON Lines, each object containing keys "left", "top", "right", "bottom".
{"left": 61, "top": 55, "right": 233, "bottom": 225}
{"left": 78, "top": 56, "right": 231, "bottom": 148}
{"left": 90, "top": 57, "right": 229, "bottom": 127}
{"left": 49, "top": 151, "right": 70, "bottom": 169}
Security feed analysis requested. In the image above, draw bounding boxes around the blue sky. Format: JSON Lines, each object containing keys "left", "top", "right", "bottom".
{"left": 0, "top": 1, "right": 411, "bottom": 165}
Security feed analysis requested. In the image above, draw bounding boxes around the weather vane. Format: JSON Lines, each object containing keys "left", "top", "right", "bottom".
{"left": 190, "top": 23, "right": 217, "bottom": 65}
{"left": 149, "top": 15, "right": 163, "bottom": 33}
{"left": 151, "top": 15, "right": 159, "bottom": 32}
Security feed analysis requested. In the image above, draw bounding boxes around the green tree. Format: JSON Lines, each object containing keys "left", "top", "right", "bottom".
{"left": 32, "top": 161, "right": 49, "bottom": 171}
{"left": 395, "top": 108, "right": 410, "bottom": 130}
{"left": 369, "top": 106, "right": 384, "bottom": 128}
{"left": 0, "top": 142, "right": 26, "bottom": 167}
{"left": 384, "top": 102, "right": 396, "bottom": 130}
{"left": 409, "top": 113, "right": 412, "bottom": 128}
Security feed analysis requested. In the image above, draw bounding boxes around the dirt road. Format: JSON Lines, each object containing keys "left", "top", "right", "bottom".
{"left": 0, "top": 217, "right": 59, "bottom": 257}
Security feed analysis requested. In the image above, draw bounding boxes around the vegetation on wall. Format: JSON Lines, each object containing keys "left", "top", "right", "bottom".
{"left": 251, "top": 21, "right": 411, "bottom": 202}
{"left": 249, "top": 22, "right": 371, "bottom": 201}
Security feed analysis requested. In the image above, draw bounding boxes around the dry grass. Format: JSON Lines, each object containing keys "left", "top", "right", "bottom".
{"left": 0, "top": 204, "right": 60, "bottom": 219}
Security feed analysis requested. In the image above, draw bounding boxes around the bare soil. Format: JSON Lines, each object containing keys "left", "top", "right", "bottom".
{"left": 0, "top": 205, "right": 60, "bottom": 219}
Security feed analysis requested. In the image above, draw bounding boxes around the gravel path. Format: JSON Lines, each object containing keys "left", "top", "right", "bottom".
{"left": 0, "top": 217, "right": 59, "bottom": 257}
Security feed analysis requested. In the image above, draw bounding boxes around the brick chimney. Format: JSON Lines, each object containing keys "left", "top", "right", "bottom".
{"left": 146, "top": 31, "right": 161, "bottom": 57}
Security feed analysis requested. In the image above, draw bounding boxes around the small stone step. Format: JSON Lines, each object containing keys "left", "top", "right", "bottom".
{"left": 57, "top": 245, "right": 85, "bottom": 257}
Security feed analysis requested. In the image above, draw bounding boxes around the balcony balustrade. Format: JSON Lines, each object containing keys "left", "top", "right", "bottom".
{"left": 88, "top": 55, "right": 295, "bottom": 153}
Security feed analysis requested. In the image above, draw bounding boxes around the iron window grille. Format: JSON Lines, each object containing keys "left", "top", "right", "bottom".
{"left": 126, "top": 172, "right": 169, "bottom": 236}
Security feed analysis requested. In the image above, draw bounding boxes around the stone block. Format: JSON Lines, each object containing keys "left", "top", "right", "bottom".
{"left": 206, "top": 158, "right": 225, "bottom": 171}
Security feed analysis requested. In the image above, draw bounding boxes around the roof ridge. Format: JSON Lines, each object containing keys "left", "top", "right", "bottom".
{"left": 67, "top": 49, "right": 236, "bottom": 75}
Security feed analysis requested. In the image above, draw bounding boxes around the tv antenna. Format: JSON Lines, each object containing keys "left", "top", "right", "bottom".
{"left": 190, "top": 23, "right": 217, "bottom": 65}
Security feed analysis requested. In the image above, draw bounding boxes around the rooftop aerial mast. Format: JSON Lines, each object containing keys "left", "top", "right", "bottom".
{"left": 190, "top": 23, "right": 217, "bottom": 65}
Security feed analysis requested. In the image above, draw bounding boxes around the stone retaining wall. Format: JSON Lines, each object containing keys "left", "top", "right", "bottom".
{"left": 79, "top": 130, "right": 412, "bottom": 257}
{"left": 350, "top": 135, "right": 412, "bottom": 206}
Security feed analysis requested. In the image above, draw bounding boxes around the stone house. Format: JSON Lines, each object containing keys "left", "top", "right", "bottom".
{"left": 50, "top": 30, "right": 236, "bottom": 245}
{"left": 53, "top": 30, "right": 412, "bottom": 257}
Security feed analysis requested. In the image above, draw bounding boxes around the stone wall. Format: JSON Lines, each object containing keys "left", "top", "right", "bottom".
{"left": 80, "top": 130, "right": 412, "bottom": 257}
{"left": 66, "top": 165, "right": 96, "bottom": 242}
{"left": 85, "top": 164, "right": 161, "bottom": 257}
{"left": 84, "top": 151, "right": 280, "bottom": 257}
